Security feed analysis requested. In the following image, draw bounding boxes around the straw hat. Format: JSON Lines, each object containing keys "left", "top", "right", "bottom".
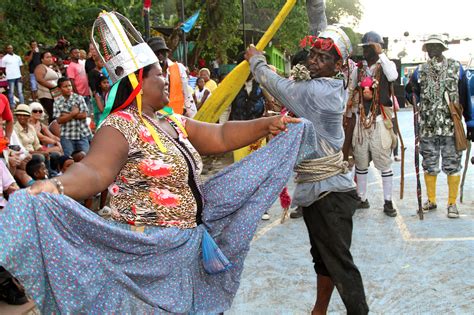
{"left": 14, "top": 104, "right": 31, "bottom": 116}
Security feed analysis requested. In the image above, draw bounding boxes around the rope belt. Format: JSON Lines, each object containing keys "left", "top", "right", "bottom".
{"left": 294, "top": 151, "right": 349, "bottom": 184}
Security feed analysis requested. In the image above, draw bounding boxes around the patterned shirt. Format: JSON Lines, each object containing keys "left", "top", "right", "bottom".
{"left": 53, "top": 93, "right": 92, "bottom": 140}
{"left": 102, "top": 108, "right": 203, "bottom": 229}
{"left": 417, "top": 58, "right": 461, "bottom": 137}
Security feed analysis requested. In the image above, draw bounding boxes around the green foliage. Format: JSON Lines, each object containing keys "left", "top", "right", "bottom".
{"left": 0, "top": 0, "right": 362, "bottom": 62}
{"left": 0, "top": 0, "right": 143, "bottom": 55}
{"left": 326, "top": 0, "right": 362, "bottom": 25}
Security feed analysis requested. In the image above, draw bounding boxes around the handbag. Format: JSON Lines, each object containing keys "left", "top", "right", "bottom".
{"left": 445, "top": 92, "right": 467, "bottom": 151}
{"left": 50, "top": 86, "right": 62, "bottom": 101}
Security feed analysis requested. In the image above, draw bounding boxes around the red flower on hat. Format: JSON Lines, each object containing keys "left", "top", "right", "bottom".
{"left": 139, "top": 159, "right": 172, "bottom": 177}
{"left": 149, "top": 188, "right": 180, "bottom": 207}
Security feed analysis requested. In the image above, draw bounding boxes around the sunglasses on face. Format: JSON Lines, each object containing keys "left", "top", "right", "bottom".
{"left": 32, "top": 109, "right": 43, "bottom": 114}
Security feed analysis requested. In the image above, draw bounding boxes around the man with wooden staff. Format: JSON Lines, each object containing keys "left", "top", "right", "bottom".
{"left": 246, "top": 25, "right": 369, "bottom": 315}
{"left": 406, "top": 34, "right": 470, "bottom": 218}
{"left": 350, "top": 31, "right": 399, "bottom": 217}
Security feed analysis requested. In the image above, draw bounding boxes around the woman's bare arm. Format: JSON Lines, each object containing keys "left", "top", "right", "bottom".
{"left": 34, "top": 65, "right": 55, "bottom": 89}
{"left": 185, "top": 115, "right": 299, "bottom": 156}
{"left": 29, "top": 126, "right": 128, "bottom": 199}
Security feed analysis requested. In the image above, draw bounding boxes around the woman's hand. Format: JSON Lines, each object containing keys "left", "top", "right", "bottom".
{"left": 268, "top": 115, "right": 301, "bottom": 136}
{"left": 27, "top": 179, "right": 60, "bottom": 196}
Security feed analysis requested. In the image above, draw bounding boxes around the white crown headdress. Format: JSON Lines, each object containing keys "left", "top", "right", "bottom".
{"left": 91, "top": 11, "right": 157, "bottom": 85}
{"left": 319, "top": 25, "right": 353, "bottom": 61}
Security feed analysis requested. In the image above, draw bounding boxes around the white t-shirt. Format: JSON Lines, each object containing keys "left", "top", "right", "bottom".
{"left": 1, "top": 54, "right": 23, "bottom": 80}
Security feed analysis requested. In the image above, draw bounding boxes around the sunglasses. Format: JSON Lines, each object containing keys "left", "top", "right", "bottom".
{"left": 32, "top": 109, "right": 43, "bottom": 114}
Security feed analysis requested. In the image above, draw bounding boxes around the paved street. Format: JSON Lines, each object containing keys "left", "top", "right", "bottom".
{"left": 1, "top": 110, "right": 472, "bottom": 314}
{"left": 229, "top": 110, "right": 474, "bottom": 314}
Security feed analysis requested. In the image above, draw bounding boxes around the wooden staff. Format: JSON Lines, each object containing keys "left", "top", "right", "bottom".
{"left": 412, "top": 93, "right": 424, "bottom": 220}
{"left": 460, "top": 141, "right": 471, "bottom": 203}
{"left": 391, "top": 85, "right": 405, "bottom": 199}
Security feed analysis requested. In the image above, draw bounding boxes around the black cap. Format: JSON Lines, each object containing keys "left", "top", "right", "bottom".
{"left": 359, "top": 31, "right": 384, "bottom": 46}
{"left": 146, "top": 37, "right": 170, "bottom": 53}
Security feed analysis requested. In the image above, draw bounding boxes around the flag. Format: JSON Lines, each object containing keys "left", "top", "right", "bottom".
{"left": 180, "top": 10, "right": 200, "bottom": 33}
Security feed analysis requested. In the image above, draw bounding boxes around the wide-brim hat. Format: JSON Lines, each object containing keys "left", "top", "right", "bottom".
{"left": 147, "top": 37, "right": 171, "bottom": 53}
{"left": 14, "top": 104, "right": 31, "bottom": 116}
{"left": 422, "top": 34, "right": 448, "bottom": 52}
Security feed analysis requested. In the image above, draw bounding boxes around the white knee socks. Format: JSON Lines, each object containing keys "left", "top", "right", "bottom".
{"left": 356, "top": 167, "right": 368, "bottom": 201}
{"left": 381, "top": 169, "right": 393, "bottom": 201}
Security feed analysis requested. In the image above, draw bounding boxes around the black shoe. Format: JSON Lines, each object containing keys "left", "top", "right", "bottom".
{"left": 357, "top": 199, "right": 370, "bottom": 209}
{"left": 289, "top": 206, "right": 303, "bottom": 219}
{"left": 383, "top": 200, "right": 397, "bottom": 217}
{"left": 0, "top": 278, "right": 28, "bottom": 305}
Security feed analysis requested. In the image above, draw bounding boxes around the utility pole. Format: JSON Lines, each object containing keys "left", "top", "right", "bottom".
{"left": 180, "top": 0, "right": 188, "bottom": 66}
{"left": 242, "top": 0, "right": 247, "bottom": 48}
{"left": 143, "top": 0, "right": 151, "bottom": 41}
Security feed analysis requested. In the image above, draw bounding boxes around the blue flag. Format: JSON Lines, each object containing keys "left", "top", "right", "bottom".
{"left": 180, "top": 10, "right": 200, "bottom": 33}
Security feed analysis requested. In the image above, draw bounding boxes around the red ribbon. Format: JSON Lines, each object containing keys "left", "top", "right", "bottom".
{"left": 112, "top": 68, "right": 144, "bottom": 113}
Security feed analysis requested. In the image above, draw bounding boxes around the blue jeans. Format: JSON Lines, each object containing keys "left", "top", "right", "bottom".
{"left": 7, "top": 78, "right": 24, "bottom": 108}
{"left": 29, "top": 73, "right": 38, "bottom": 92}
{"left": 60, "top": 137, "right": 90, "bottom": 157}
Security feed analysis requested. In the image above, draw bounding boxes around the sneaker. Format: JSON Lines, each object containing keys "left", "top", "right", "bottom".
{"left": 98, "top": 206, "right": 112, "bottom": 217}
{"left": 0, "top": 278, "right": 28, "bottom": 305}
{"left": 422, "top": 201, "right": 437, "bottom": 212}
{"left": 383, "top": 200, "right": 397, "bottom": 217}
{"left": 447, "top": 204, "right": 459, "bottom": 219}
{"left": 261, "top": 212, "right": 270, "bottom": 220}
{"left": 394, "top": 155, "right": 401, "bottom": 162}
{"left": 357, "top": 199, "right": 370, "bottom": 209}
{"left": 289, "top": 206, "right": 303, "bottom": 219}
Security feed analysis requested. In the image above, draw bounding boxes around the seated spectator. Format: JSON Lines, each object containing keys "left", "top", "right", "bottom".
{"left": 25, "top": 155, "right": 48, "bottom": 186}
{"left": 13, "top": 104, "right": 59, "bottom": 177}
{"left": 57, "top": 155, "right": 74, "bottom": 175}
{"left": 7, "top": 133, "right": 33, "bottom": 187}
{"left": 53, "top": 77, "right": 92, "bottom": 157}
{"left": 29, "top": 102, "right": 63, "bottom": 154}
{"left": 13, "top": 104, "right": 49, "bottom": 157}
{"left": 0, "top": 159, "right": 18, "bottom": 208}
{"left": 193, "top": 77, "right": 211, "bottom": 110}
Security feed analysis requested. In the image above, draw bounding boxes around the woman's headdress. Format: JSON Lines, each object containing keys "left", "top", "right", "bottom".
{"left": 91, "top": 11, "right": 175, "bottom": 152}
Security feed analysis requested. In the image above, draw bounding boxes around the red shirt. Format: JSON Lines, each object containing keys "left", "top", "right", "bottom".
{"left": 66, "top": 61, "right": 90, "bottom": 96}
{"left": 0, "top": 94, "right": 13, "bottom": 139}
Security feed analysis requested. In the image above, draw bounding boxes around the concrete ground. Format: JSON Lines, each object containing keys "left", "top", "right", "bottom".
{"left": 229, "top": 110, "right": 474, "bottom": 314}
{"left": 1, "top": 111, "right": 472, "bottom": 314}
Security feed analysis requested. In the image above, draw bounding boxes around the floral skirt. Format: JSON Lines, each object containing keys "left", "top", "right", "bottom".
{"left": 0, "top": 120, "right": 313, "bottom": 314}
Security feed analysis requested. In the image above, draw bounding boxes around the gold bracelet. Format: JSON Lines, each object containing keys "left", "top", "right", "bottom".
{"left": 50, "top": 178, "right": 64, "bottom": 195}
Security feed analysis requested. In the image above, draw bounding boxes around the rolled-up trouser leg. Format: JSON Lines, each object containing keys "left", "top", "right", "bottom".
{"left": 303, "top": 190, "right": 368, "bottom": 315}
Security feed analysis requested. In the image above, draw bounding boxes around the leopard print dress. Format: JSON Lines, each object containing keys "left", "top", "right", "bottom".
{"left": 101, "top": 108, "right": 203, "bottom": 229}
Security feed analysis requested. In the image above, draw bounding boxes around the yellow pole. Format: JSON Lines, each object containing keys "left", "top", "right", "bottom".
{"left": 194, "top": 0, "right": 297, "bottom": 123}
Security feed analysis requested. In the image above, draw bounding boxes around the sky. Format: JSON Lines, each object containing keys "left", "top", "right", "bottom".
{"left": 353, "top": 0, "right": 474, "bottom": 64}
